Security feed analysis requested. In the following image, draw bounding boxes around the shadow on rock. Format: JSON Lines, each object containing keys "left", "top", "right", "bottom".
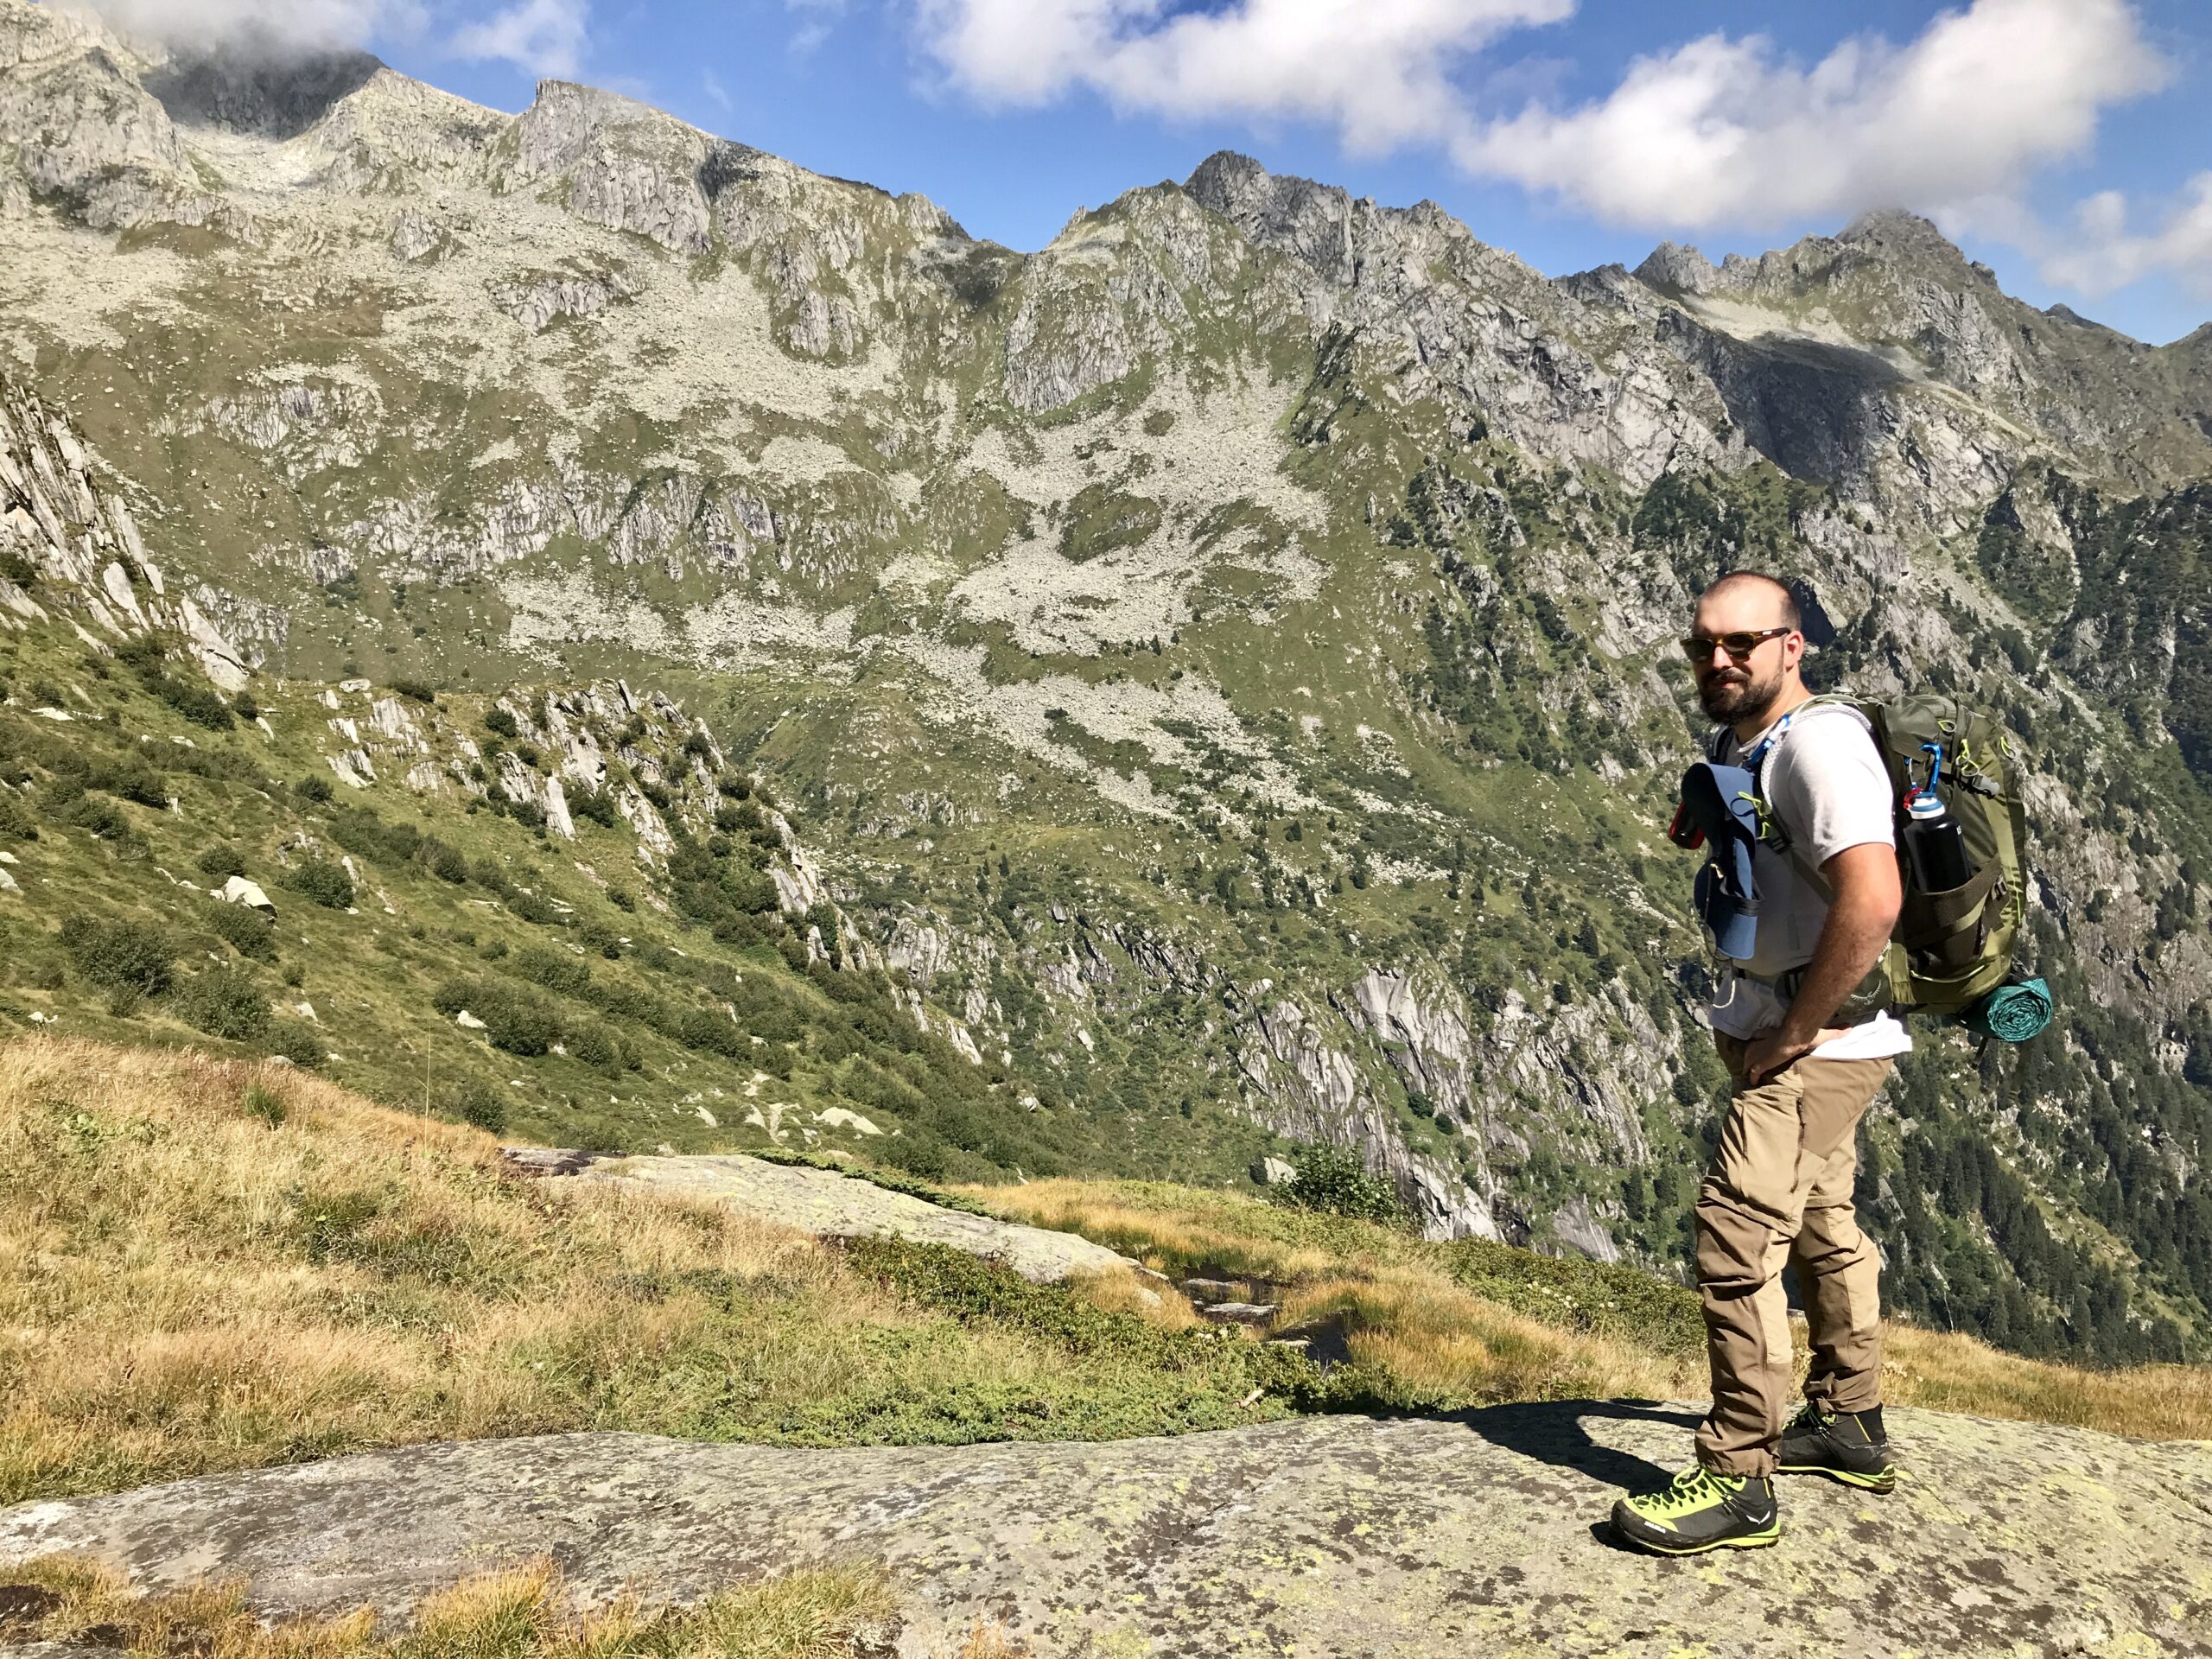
{"left": 1447, "top": 1399, "right": 1700, "bottom": 1494}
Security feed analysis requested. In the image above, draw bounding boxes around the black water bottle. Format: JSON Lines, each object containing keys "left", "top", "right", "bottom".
{"left": 1904, "top": 791, "right": 1971, "bottom": 893}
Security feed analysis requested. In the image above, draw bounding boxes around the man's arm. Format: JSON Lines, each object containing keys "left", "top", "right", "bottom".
{"left": 1742, "top": 842, "right": 1902, "bottom": 1084}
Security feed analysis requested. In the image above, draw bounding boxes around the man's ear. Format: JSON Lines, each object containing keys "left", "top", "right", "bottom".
{"left": 1783, "top": 630, "right": 1807, "bottom": 672}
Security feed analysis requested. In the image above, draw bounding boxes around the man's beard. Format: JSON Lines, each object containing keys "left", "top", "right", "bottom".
{"left": 1698, "top": 661, "right": 1784, "bottom": 725}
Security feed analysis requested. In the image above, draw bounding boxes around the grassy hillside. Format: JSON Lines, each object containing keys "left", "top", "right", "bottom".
{"left": 0, "top": 610, "right": 1232, "bottom": 1185}
{"left": 3, "top": 1040, "right": 2203, "bottom": 1523}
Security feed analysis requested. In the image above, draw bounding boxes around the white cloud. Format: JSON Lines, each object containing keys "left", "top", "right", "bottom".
{"left": 701, "top": 68, "right": 734, "bottom": 112}
{"left": 449, "top": 0, "right": 588, "bottom": 77}
{"left": 81, "top": 0, "right": 423, "bottom": 57}
{"left": 1459, "top": 0, "right": 2166, "bottom": 231}
{"left": 1955, "top": 176, "right": 2212, "bottom": 302}
{"left": 788, "top": 0, "right": 846, "bottom": 58}
{"left": 915, "top": 0, "right": 1572, "bottom": 156}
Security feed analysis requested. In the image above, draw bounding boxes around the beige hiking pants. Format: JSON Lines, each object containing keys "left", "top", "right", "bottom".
{"left": 1694, "top": 1035, "right": 1892, "bottom": 1476}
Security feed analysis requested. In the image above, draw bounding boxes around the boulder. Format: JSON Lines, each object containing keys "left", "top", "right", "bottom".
{"left": 1250, "top": 1154, "right": 1297, "bottom": 1186}
{"left": 214, "top": 875, "right": 275, "bottom": 915}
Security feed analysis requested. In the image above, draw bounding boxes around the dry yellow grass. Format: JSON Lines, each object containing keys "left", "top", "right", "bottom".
{"left": 0, "top": 1039, "right": 1299, "bottom": 1506}
{"left": 971, "top": 1178, "right": 2212, "bottom": 1440}
{"left": 0, "top": 1552, "right": 1032, "bottom": 1659}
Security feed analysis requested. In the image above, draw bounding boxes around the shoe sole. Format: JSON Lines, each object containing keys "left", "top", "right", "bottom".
{"left": 1612, "top": 1523, "right": 1781, "bottom": 1557}
{"left": 1776, "top": 1462, "right": 1897, "bottom": 1494}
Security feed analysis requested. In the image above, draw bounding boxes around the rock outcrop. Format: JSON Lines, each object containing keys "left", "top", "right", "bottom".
{"left": 506, "top": 1147, "right": 1149, "bottom": 1284}
{"left": 4, "top": 1407, "right": 2204, "bottom": 1656}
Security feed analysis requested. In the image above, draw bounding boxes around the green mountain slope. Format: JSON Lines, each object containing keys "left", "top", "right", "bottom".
{"left": 4, "top": 0, "right": 2212, "bottom": 1363}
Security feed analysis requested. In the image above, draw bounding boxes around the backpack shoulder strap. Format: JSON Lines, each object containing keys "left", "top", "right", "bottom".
{"left": 1745, "top": 694, "right": 1878, "bottom": 897}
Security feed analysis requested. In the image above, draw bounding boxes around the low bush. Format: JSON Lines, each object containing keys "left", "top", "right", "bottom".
{"left": 511, "top": 944, "right": 590, "bottom": 995}
{"left": 1273, "top": 1142, "right": 1408, "bottom": 1225}
{"left": 64, "top": 796, "right": 133, "bottom": 841}
{"left": 203, "top": 899, "right": 276, "bottom": 962}
{"left": 454, "top": 1081, "right": 508, "bottom": 1132}
{"left": 287, "top": 858, "right": 353, "bottom": 911}
{"left": 194, "top": 843, "right": 247, "bottom": 880}
{"left": 570, "top": 787, "right": 618, "bottom": 829}
{"left": 420, "top": 837, "right": 467, "bottom": 883}
{"left": 293, "top": 776, "right": 333, "bottom": 804}
{"left": 434, "top": 976, "right": 560, "bottom": 1057}
{"left": 677, "top": 1007, "right": 747, "bottom": 1057}
{"left": 175, "top": 964, "right": 270, "bottom": 1042}
{"left": 0, "top": 793, "right": 38, "bottom": 840}
{"left": 60, "top": 914, "right": 173, "bottom": 995}
{"left": 567, "top": 1021, "right": 620, "bottom": 1068}
{"left": 260, "top": 1024, "right": 326, "bottom": 1068}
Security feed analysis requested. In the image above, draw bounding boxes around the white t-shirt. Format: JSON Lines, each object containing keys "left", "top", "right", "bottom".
{"left": 1704, "top": 701, "right": 1914, "bottom": 1062}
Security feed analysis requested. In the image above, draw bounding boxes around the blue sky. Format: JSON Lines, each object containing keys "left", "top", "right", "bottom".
{"left": 123, "top": 0, "right": 2212, "bottom": 344}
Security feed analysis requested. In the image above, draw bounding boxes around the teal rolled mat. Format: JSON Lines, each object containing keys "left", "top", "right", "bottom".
{"left": 1966, "top": 977, "right": 2052, "bottom": 1042}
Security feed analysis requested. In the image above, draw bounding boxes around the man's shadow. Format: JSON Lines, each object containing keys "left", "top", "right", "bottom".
{"left": 1442, "top": 1398, "right": 1700, "bottom": 1495}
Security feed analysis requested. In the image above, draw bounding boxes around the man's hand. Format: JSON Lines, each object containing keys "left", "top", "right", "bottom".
{"left": 1742, "top": 1027, "right": 1815, "bottom": 1085}
{"left": 1765, "top": 842, "right": 1902, "bottom": 1061}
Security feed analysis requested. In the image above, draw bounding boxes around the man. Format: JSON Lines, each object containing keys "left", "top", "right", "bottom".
{"left": 1611, "top": 571, "right": 1908, "bottom": 1556}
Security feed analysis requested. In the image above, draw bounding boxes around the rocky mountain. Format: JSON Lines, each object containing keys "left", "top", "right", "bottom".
{"left": 4, "top": 0, "right": 2212, "bottom": 1362}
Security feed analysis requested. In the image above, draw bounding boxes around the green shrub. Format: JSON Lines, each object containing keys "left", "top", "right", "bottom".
{"left": 204, "top": 898, "right": 276, "bottom": 962}
{"left": 242, "top": 1083, "right": 287, "bottom": 1127}
{"left": 260, "top": 1023, "right": 326, "bottom": 1068}
{"left": 176, "top": 964, "right": 270, "bottom": 1041}
{"left": 287, "top": 858, "right": 353, "bottom": 910}
{"left": 571, "top": 787, "right": 618, "bottom": 829}
{"left": 1274, "top": 1142, "right": 1408, "bottom": 1225}
{"left": 511, "top": 944, "right": 591, "bottom": 995}
{"left": 420, "top": 838, "right": 467, "bottom": 883}
{"left": 194, "top": 842, "right": 247, "bottom": 880}
{"left": 435, "top": 976, "right": 559, "bottom": 1056}
{"left": 677, "top": 1007, "right": 747, "bottom": 1057}
{"left": 568, "top": 1021, "right": 620, "bottom": 1068}
{"left": 97, "top": 759, "right": 168, "bottom": 809}
{"left": 482, "top": 707, "right": 518, "bottom": 740}
{"left": 130, "top": 657, "right": 234, "bottom": 730}
{"left": 392, "top": 677, "right": 436, "bottom": 704}
{"left": 0, "top": 793, "right": 36, "bottom": 841}
{"left": 294, "top": 776, "right": 334, "bottom": 804}
{"left": 61, "top": 913, "right": 173, "bottom": 995}
{"left": 454, "top": 1082, "right": 508, "bottom": 1133}
{"left": 65, "top": 795, "right": 133, "bottom": 840}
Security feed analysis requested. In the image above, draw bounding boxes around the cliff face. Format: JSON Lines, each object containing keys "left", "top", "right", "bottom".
{"left": 4, "top": 0, "right": 2212, "bottom": 1357}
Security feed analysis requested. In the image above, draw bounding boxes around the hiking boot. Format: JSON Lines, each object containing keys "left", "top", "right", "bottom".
{"left": 1777, "top": 1402, "right": 1898, "bottom": 1492}
{"left": 1611, "top": 1466, "right": 1779, "bottom": 1555}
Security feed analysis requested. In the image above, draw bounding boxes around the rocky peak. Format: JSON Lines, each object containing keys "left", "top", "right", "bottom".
{"left": 1630, "top": 240, "right": 1720, "bottom": 294}
{"left": 1836, "top": 205, "right": 1975, "bottom": 271}
{"left": 1184, "top": 149, "right": 1359, "bottom": 287}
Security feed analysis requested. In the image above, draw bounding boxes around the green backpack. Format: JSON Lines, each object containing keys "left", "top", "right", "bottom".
{"left": 1751, "top": 693, "right": 2048, "bottom": 1039}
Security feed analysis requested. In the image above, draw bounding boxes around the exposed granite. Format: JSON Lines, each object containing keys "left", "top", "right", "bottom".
{"left": 3, "top": 1407, "right": 2207, "bottom": 1657}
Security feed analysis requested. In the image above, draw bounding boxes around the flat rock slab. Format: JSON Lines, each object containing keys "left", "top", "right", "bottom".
{"left": 6, "top": 1406, "right": 2209, "bottom": 1657}
{"left": 528, "top": 1151, "right": 1142, "bottom": 1285}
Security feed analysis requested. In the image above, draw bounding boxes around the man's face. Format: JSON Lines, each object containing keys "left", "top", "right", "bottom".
{"left": 1689, "top": 590, "right": 1797, "bottom": 723}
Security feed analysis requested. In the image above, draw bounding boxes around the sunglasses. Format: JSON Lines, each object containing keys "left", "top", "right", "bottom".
{"left": 1680, "top": 626, "right": 1793, "bottom": 664}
